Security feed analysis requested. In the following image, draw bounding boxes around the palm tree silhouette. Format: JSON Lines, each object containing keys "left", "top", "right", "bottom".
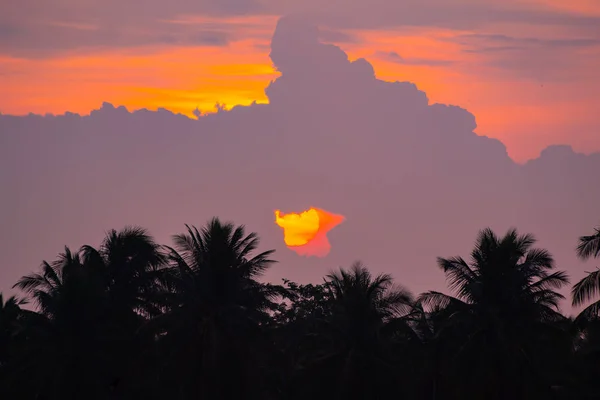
{"left": 79, "top": 226, "right": 166, "bottom": 321}
{"left": 289, "top": 262, "right": 415, "bottom": 400}
{"left": 78, "top": 226, "right": 167, "bottom": 397}
{"left": 572, "top": 226, "right": 600, "bottom": 319}
{"left": 0, "top": 294, "right": 31, "bottom": 399}
{"left": 11, "top": 247, "right": 109, "bottom": 399}
{"left": 568, "top": 225, "right": 600, "bottom": 398}
{"left": 10, "top": 227, "right": 166, "bottom": 399}
{"left": 0, "top": 294, "right": 27, "bottom": 370}
{"left": 420, "top": 228, "right": 570, "bottom": 400}
{"left": 152, "top": 218, "right": 278, "bottom": 399}
{"left": 6, "top": 220, "right": 599, "bottom": 399}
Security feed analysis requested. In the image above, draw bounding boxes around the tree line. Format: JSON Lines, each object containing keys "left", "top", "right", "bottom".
{"left": 1, "top": 218, "right": 600, "bottom": 400}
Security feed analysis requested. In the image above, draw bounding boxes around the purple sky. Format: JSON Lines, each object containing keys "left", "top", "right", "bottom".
{"left": 1, "top": 16, "right": 599, "bottom": 314}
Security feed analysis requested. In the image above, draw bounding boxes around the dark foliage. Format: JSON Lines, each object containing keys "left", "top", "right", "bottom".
{"left": 1, "top": 220, "right": 599, "bottom": 400}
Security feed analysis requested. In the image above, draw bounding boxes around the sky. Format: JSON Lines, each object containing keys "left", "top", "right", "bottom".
{"left": 1, "top": 2, "right": 600, "bottom": 313}
{"left": 1, "top": 0, "right": 600, "bottom": 162}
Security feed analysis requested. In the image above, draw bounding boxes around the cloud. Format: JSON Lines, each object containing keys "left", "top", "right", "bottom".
{"left": 318, "top": 29, "right": 357, "bottom": 44}
{"left": 1, "top": 16, "right": 599, "bottom": 312}
{"left": 0, "top": 0, "right": 272, "bottom": 57}
{"left": 162, "top": 29, "right": 231, "bottom": 46}
{"left": 2, "top": 0, "right": 600, "bottom": 57}
{"left": 448, "top": 32, "right": 600, "bottom": 81}
{"left": 0, "top": 19, "right": 234, "bottom": 58}
{"left": 266, "top": 0, "right": 600, "bottom": 31}
{"left": 374, "top": 51, "right": 454, "bottom": 66}
{"left": 454, "top": 33, "right": 600, "bottom": 52}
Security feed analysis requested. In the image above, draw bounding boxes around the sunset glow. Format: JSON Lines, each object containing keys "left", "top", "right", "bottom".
{"left": 1, "top": 3, "right": 599, "bottom": 162}
{"left": 3, "top": 6, "right": 600, "bottom": 393}
{"left": 275, "top": 208, "right": 345, "bottom": 257}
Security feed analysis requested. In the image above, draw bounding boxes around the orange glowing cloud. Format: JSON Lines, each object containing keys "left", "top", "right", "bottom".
{"left": 274, "top": 207, "right": 345, "bottom": 257}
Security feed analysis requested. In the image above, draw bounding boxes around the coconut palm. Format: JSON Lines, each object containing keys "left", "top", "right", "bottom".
{"left": 14, "top": 247, "right": 105, "bottom": 319}
{"left": 420, "top": 228, "right": 568, "bottom": 321}
{"left": 0, "top": 294, "right": 26, "bottom": 366}
{"left": 79, "top": 226, "right": 167, "bottom": 321}
{"left": 0, "top": 294, "right": 37, "bottom": 399}
{"left": 419, "top": 228, "right": 570, "bottom": 400}
{"left": 568, "top": 226, "right": 600, "bottom": 398}
{"left": 77, "top": 227, "right": 167, "bottom": 397}
{"left": 10, "top": 227, "right": 166, "bottom": 399}
{"left": 10, "top": 247, "right": 111, "bottom": 399}
{"left": 325, "top": 263, "right": 415, "bottom": 345}
{"left": 288, "top": 262, "right": 416, "bottom": 400}
{"left": 151, "top": 218, "right": 279, "bottom": 399}
{"left": 571, "top": 226, "right": 600, "bottom": 319}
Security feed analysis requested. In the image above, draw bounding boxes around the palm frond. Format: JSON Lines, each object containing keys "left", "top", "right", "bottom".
{"left": 577, "top": 228, "right": 600, "bottom": 260}
{"left": 418, "top": 291, "right": 466, "bottom": 310}
{"left": 471, "top": 227, "right": 499, "bottom": 266}
{"left": 531, "top": 288, "right": 565, "bottom": 310}
{"left": 575, "top": 300, "right": 600, "bottom": 323}
{"left": 529, "top": 271, "right": 569, "bottom": 292}
{"left": 572, "top": 269, "right": 600, "bottom": 307}
{"left": 377, "top": 285, "right": 415, "bottom": 317}
{"left": 512, "top": 230, "right": 536, "bottom": 254}
{"left": 79, "top": 244, "right": 104, "bottom": 266}
{"left": 42, "top": 258, "right": 63, "bottom": 287}
{"left": 13, "top": 273, "right": 47, "bottom": 293}
{"left": 522, "top": 248, "right": 555, "bottom": 271}
{"left": 437, "top": 256, "right": 476, "bottom": 300}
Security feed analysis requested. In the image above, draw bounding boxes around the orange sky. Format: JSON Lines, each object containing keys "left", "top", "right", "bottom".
{"left": 2, "top": 6, "right": 599, "bottom": 162}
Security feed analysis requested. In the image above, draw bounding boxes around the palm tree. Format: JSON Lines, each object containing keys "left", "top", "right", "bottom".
{"left": 325, "top": 263, "right": 415, "bottom": 348}
{"left": 571, "top": 225, "right": 600, "bottom": 319}
{"left": 288, "top": 262, "right": 416, "bottom": 400}
{"left": 11, "top": 247, "right": 110, "bottom": 399}
{"left": 0, "top": 294, "right": 26, "bottom": 365}
{"left": 10, "top": 227, "right": 166, "bottom": 399}
{"left": 152, "top": 218, "right": 279, "bottom": 399}
{"left": 14, "top": 247, "right": 105, "bottom": 319}
{"left": 421, "top": 228, "right": 568, "bottom": 321}
{"left": 78, "top": 227, "right": 167, "bottom": 397}
{"left": 419, "top": 228, "right": 570, "bottom": 400}
{"left": 569, "top": 225, "right": 600, "bottom": 398}
{"left": 80, "top": 226, "right": 167, "bottom": 321}
{"left": 0, "top": 294, "right": 35, "bottom": 399}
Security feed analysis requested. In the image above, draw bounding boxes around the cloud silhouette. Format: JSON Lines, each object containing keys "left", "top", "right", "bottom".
{"left": 1, "top": 16, "right": 599, "bottom": 312}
